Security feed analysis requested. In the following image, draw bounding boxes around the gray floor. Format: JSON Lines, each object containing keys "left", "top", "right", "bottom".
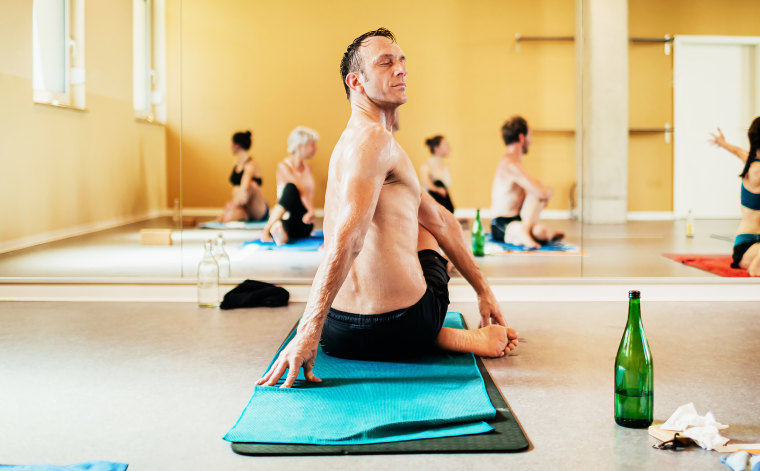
{"left": 0, "top": 217, "right": 746, "bottom": 279}
{"left": 1, "top": 300, "right": 757, "bottom": 470}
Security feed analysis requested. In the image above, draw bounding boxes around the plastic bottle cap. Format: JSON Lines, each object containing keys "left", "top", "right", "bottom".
{"left": 629, "top": 290, "right": 641, "bottom": 299}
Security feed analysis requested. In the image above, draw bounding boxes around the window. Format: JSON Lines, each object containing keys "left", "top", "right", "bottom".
{"left": 32, "top": 0, "right": 85, "bottom": 109}
{"left": 133, "top": 0, "right": 166, "bottom": 123}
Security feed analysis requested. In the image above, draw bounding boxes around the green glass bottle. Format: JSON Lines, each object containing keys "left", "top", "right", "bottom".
{"left": 472, "top": 209, "right": 485, "bottom": 257}
{"left": 614, "top": 290, "right": 653, "bottom": 428}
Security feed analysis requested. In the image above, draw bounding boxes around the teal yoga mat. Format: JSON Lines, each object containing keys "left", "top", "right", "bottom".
{"left": 199, "top": 221, "right": 268, "bottom": 230}
{"left": 242, "top": 230, "right": 324, "bottom": 251}
{"left": 226, "top": 313, "right": 530, "bottom": 454}
{"left": 485, "top": 234, "right": 580, "bottom": 253}
{"left": 0, "top": 462, "right": 128, "bottom": 471}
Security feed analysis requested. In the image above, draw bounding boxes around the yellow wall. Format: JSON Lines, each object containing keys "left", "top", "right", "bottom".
{"left": 167, "top": 0, "right": 575, "bottom": 211}
{"left": 0, "top": 1, "right": 167, "bottom": 246}
{"left": 628, "top": 0, "right": 760, "bottom": 212}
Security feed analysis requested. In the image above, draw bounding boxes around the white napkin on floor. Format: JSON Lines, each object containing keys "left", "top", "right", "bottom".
{"left": 661, "top": 402, "right": 729, "bottom": 450}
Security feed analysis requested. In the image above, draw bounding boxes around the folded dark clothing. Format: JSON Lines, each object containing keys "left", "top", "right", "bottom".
{"left": 220, "top": 280, "right": 289, "bottom": 310}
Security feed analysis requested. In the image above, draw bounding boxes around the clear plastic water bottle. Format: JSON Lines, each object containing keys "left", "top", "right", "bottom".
{"left": 198, "top": 240, "right": 219, "bottom": 307}
{"left": 213, "top": 234, "right": 231, "bottom": 278}
{"left": 686, "top": 210, "right": 695, "bottom": 238}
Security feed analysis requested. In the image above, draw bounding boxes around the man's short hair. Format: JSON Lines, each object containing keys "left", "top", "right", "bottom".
{"left": 339, "top": 27, "right": 396, "bottom": 101}
{"left": 501, "top": 116, "right": 529, "bottom": 145}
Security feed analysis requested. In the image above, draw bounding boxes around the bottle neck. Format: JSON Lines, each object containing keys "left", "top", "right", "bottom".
{"left": 627, "top": 298, "right": 641, "bottom": 324}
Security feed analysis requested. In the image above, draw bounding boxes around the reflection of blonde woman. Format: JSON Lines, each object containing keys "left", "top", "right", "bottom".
{"left": 709, "top": 116, "right": 760, "bottom": 276}
{"left": 218, "top": 131, "right": 269, "bottom": 222}
{"left": 262, "top": 126, "right": 319, "bottom": 244}
{"left": 420, "top": 135, "right": 454, "bottom": 213}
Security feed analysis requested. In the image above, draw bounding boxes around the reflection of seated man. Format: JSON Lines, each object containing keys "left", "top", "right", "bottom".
{"left": 261, "top": 126, "right": 319, "bottom": 244}
{"left": 257, "top": 28, "right": 517, "bottom": 389}
{"left": 709, "top": 119, "right": 760, "bottom": 276}
{"left": 218, "top": 130, "right": 269, "bottom": 223}
{"left": 490, "top": 116, "right": 564, "bottom": 249}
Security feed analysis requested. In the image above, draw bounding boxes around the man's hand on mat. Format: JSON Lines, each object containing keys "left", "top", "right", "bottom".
{"left": 478, "top": 292, "right": 518, "bottom": 353}
{"left": 256, "top": 333, "right": 322, "bottom": 388}
{"left": 261, "top": 230, "right": 273, "bottom": 242}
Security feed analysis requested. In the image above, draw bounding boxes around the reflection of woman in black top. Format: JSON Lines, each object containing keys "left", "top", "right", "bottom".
{"left": 218, "top": 131, "right": 269, "bottom": 222}
{"left": 420, "top": 135, "right": 455, "bottom": 213}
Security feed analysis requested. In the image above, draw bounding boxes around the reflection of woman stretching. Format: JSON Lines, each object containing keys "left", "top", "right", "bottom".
{"left": 262, "top": 126, "right": 319, "bottom": 244}
{"left": 709, "top": 117, "right": 760, "bottom": 276}
{"left": 420, "top": 135, "right": 454, "bottom": 213}
{"left": 218, "top": 131, "right": 269, "bottom": 222}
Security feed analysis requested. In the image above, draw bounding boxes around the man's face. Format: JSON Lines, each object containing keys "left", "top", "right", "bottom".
{"left": 356, "top": 36, "right": 407, "bottom": 106}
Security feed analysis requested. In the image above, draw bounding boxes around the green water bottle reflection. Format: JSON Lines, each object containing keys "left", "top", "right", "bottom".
{"left": 614, "top": 290, "right": 653, "bottom": 428}
{"left": 472, "top": 209, "right": 485, "bottom": 257}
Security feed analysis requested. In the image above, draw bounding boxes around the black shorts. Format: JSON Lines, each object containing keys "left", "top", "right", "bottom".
{"left": 491, "top": 215, "right": 521, "bottom": 243}
{"left": 278, "top": 183, "right": 313, "bottom": 240}
{"left": 319, "top": 249, "right": 450, "bottom": 361}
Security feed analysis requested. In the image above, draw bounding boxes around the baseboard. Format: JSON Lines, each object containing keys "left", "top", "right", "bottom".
{"left": 0, "top": 210, "right": 165, "bottom": 254}
{"left": 1, "top": 277, "right": 758, "bottom": 302}
{"left": 627, "top": 212, "right": 674, "bottom": 221}
{"left": 454, "top": 208, "right": 572, "bottom": 220}
{"left": 180, "top": 207, "right": 224, "bottom": 217}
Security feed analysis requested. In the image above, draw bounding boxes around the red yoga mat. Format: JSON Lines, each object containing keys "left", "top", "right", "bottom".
{"left": 662, "top": 253, "right": 750, "bottom": 277}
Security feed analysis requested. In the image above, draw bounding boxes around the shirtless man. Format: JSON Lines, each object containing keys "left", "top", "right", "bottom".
{"left": 257, "top": 28, "right": 518, "bottom": 389}
{"left": 490, "top": 116, "right": 564, "bottom": 249}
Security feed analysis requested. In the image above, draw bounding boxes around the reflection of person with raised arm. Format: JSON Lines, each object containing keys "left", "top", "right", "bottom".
{"left": 709, "top": 117, "right": 760, "bottom": 276}
{"left": 420, "top": 135, "right": 455, "bottom": 213}
{"left": 257, "top": 28, "right": 517, "bottom": 389}
{"left": 218, "top": 131, "right": 269, "bottom": 223}
{"left": 261, "top": 126, "right": 319, "bottom": 244}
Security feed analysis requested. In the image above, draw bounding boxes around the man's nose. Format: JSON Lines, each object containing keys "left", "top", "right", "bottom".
{"left": 394, "top": 62, "right": 407, "bottom": 77}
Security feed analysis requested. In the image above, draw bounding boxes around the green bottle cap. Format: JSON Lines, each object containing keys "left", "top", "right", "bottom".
{"left": 628, "top": 290, "right": 641, "bottom": 299}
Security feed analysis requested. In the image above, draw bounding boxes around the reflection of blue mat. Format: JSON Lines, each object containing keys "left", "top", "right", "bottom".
{"left": 0, "top": 462, "right": 128, "bottom": 471}
{"left": 224, "top": 312, "right": 495, "bottom": 445}
{"left": 485, "top": 234, "right": 579, "bottom": 253}
{"left": 243, "top": 230, "right": 324, "bottom": 251}
{"left": 199, "top": 221, "right": 268, "bottom": 230}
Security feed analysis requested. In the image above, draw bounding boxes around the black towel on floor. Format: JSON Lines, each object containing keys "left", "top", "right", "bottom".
{"left": 220, "top": 280, "right": 290, "bottom": 310}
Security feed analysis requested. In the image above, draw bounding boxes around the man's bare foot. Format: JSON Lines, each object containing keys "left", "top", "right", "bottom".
{"left": 435, "top": 325, "right": 515, "bottom": 358}
{"left": 507, "top": 230, "right": 540, "bottom": 249}
{"left": 270, "top": 221, "right": 288, "bottom": 245}
{"left": 530, "top": 224, "right": 564, "bottom": 245}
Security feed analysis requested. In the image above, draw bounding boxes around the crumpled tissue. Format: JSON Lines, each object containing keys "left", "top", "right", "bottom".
{"left": 661, "top": 402, "right": 730, "bottom": 450}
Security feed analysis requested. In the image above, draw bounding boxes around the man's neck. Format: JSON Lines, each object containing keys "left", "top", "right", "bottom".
{"left": 504, "top": 143, "right": 523, "bottom": 161}
{"left": 349, "top": 97, "right": 398, "bottom": 132}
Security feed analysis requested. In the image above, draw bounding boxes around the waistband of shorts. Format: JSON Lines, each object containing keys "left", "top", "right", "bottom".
{"left": 327, "top": 290, "right": 429, "bottom": 325}
{"left": 734, "top": 233, "right": 760, "bottom": 247}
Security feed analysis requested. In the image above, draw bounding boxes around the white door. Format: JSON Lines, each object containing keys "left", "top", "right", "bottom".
{"left": 673, "top": 36, "right": 760, "bottom": 219}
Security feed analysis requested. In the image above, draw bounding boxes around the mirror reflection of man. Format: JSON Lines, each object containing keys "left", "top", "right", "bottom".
{"left": 490, "top": 116, "right": 564, "bottom": 249}
{"left": 257, "top": 28, "right": 518, "bottom": 389}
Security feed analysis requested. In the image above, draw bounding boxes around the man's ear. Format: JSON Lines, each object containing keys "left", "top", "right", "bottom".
{"left": 518, "top": 133, "right": 525, "bottom": 145}
{"left": 346, "top": 72, "right": 364, "bottom": 96}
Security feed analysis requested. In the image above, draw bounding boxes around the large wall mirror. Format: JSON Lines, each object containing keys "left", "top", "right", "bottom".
{"left": 2, "top": 0, "right": 758, "bottom": 285}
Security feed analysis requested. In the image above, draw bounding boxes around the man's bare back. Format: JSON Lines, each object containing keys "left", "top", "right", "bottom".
{"left": 325, "top": 121, "right": 427, "bottom": 314}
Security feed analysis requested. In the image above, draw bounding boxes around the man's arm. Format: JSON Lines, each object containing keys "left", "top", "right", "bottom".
{"left": 418, "top": 192, "right": 506, "bottom": 326}
{"left": 710, "top": 127, "right": 750, "bottom": 162}
{"left": 257, "top": 128, "right": 393, "bottom": 388}
{"left": 507, "top": 161, "right": 551, "bottom": 200}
